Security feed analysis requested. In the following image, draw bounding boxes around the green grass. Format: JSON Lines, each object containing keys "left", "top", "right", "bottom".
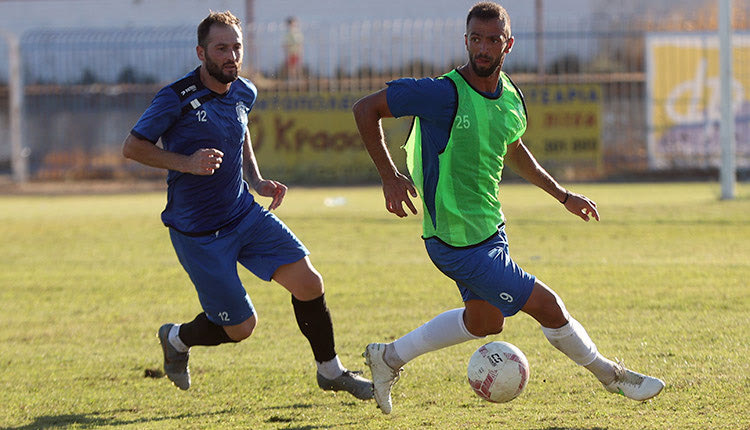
{"left": 0, "top": 182, "right": 748, "bottom": 429}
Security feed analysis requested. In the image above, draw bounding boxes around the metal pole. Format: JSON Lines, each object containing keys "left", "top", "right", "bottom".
{"left": 535, "top": 0, "right": 544, "bottom": 78}
{"left": 719, "top": 0, "right": 735, "bottom": 199}
{"left": 244, "top": 0, "right": 256, "bottom": 76}
{"left": 1, "top": 29, "right": 27, "bottom": 183}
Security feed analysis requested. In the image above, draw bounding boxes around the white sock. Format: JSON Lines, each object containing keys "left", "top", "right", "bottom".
{"left": 541, "top": 318, "right": 616, "bottom": 383}
{"left": 585, "top": 355, "right": 617, "bottom": 385}
{"left": 316, "top": 355, "right": 346, "bottom": 380}
{"left": 168, "top": 324, "right": 189, "bottom": 353}
{"left": 389, "top": 308, "right": 483, "bottom": 367}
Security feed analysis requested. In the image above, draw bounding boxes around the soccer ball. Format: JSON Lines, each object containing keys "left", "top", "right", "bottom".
{"left": 467, "top": 341, "right": 530, "bottom": 403}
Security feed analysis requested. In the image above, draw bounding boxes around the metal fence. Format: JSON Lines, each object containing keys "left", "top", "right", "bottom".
{"left": 0, "top": 17, "right": 748, "bottom": 183}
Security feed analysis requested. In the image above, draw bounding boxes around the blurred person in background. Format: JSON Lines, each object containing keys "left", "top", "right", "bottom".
{"left": 353, "top": 1, "right": 664, "bottom": 414}
{"left": 284, "top": 16, "right": 304, "bottom": 82}
{"left": 122, "top": 10, "right": 372, "bottom": 401}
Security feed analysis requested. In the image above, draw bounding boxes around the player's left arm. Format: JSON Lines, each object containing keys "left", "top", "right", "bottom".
{"left": 243, "top": 129, "right": 286, "bottom": 210}
{"left": 505, "top": 138, "right": 599, "bottom": 222}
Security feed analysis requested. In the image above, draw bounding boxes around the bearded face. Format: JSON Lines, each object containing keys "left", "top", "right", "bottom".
{"left": 464, "top": 17, "right": 512, "bottom": 78}
{"left": 204, "top": 48, "right": 240, "bottom": 84}
{"left": 199, "top": 23, "right": 243, "bottom": 86}
{"left": 468, "top": 51, "right": 503, "bottom": 78}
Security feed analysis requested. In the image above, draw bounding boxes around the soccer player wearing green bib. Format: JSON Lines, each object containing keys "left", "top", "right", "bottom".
{"left": 353, "top": 2, "right": 664, "bottom": 414}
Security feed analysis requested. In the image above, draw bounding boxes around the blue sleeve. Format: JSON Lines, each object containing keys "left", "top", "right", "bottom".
{"left": 239, "top": 77, "right": 258, "bottom": 110}
{"left": 248, "top": 82, "right": 258, "bottom": 110}
{"left": 131, "top": 86, "right": 181, "bottom": 143}
{"left": 385, "top": 77, "right": 457, "bottom": 125}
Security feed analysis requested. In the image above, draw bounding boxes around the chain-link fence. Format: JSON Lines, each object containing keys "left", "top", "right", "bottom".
{"left": 0, "top": 16, "right": 748, "bottom": 183}
{"left": 0, "top": 34, "right": 10, "bottom": 173}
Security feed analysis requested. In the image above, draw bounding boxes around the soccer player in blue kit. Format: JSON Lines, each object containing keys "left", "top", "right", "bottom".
{"left": 122, "top": 11, "right": 372, "bottom": 400}
{"left": 353, "top": 1, "right": 664, "bottom": 414}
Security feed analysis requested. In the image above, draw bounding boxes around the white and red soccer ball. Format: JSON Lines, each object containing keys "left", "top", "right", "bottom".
{"left": 467, "top": 341, "right": 530, "bottom": 403}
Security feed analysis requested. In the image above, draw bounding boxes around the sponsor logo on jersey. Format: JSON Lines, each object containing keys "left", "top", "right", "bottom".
{"left": 181, "top": 84, "right": 197, "bottom": 96}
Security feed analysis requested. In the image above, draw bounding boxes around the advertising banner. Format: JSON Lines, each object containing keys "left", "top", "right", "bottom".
{"left": 646, "top": 33, "right": 750, "bottom": 169}
{"left": 250, "top": 84, "right": 602, "bottom": 184}
{"left": 249, "top": 92, "right": 409, "bottom": 184}
{"left": 522, "top": 83, "right": 602, "bottom": 169}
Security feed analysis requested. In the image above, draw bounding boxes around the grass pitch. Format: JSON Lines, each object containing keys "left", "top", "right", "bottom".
{"left": 0, "top": 182, "right": 748, "bottom": 429}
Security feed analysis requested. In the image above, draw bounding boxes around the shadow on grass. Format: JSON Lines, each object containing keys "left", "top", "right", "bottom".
{"left": 261, "top": 402, "right": 360, "bottom": 429}
{"left": 4, "top": 408, "right": 230, "bottom": 429}
{"left": 264, "top": 420, "right": 361, "bottom": 430}
{"left": 538, "top": 427, "right": 609, "bottom": 430}
{"left": 263, "top": 403, "right": 315, "bottom": 411}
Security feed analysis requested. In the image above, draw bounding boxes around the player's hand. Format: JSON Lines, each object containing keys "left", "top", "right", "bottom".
{"left": 187, "top": 148, "right": 224, "bottom": 175}
{"left": 563, "top": 192, "right": 600, "bottom": 222}
{"left": 382, "top": 172, "right": 418, "bottom": 218}
{"left": 253, "top": 179, "right": 287, "bottom": 210}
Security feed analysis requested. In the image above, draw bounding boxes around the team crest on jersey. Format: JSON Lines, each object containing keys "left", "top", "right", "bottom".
{"left": 236, "top": 101, "right": 249, "bottom": 126}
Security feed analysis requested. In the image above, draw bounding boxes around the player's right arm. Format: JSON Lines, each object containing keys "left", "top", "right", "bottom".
{"left": 122, "top": 134, "right": 223, "bottom": 176}
{"left": 352, "top": 89, "right": 418, "bottom": 218}
{"left": 122, "top": 86, "right": 222, "bottom": 176}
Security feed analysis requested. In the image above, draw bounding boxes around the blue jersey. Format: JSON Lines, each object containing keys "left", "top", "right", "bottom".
{"left": 131, "top": 67, "right": 257, "bottom": 235}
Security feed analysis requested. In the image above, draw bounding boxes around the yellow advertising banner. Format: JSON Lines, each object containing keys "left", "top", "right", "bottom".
{"left": 249, "top": 92, "right": 410, "bottom": 184}
{"left": 522, "top": 84, "right": 602, "bottom": 168}
{"left": 647, "top": 33, "right": 750, "bottom": 169}
{"left": 249, "top": 85, "right": 602, "bottom": 184}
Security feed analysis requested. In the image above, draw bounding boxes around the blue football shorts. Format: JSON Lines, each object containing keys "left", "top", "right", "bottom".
{"left": 169, "top": 202, "right": 309, "bottom": 326}
{"left": 424, "top": 225, "right": 536, "bottom": 317}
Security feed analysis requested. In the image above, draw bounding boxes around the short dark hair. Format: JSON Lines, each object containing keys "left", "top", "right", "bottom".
{"left": 197, "top": 11, "right": 242, "bottom": 48}
{"left": 466, "top": 2, "right": 511, "bottom": 36}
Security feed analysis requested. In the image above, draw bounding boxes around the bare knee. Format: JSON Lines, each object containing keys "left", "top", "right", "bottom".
{"left": 290, "top": 270, "right": 323, "bottom": 302}
{"left": 224, "top": 315, "right": 257, "bottom": 342}
{"left": 273, "top": 257, "right": 325, "bottom": 301}
{"left": 302, "top": 271, "right": 324, "bottom": 298}
{"left": 464, "top": 300, "right": 505, "bottom": 337}
{"left": 467, "top": 319, "right": 504, "bottom": 337}
{"left": 521, "top": 280, "right": 569, "bottom": 328}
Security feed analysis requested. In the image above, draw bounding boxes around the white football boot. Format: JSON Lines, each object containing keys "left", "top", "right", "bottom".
{"left": 603, "top": 361, "right": 665, "bottom": 401}
{"left": 364, "top": 343, "right": 402, "bottom": 414}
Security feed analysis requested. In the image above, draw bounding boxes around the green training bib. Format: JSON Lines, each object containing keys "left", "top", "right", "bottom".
{"left": 403, "top": 69, "right": 527, "bottom": 246}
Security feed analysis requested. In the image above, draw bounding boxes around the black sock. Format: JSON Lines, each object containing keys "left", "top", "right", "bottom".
{"left": 291, "top": 294, "right": 336, "bottom": 362}
{"left": 178, "top": 312, "right": 237, "bottom": 347}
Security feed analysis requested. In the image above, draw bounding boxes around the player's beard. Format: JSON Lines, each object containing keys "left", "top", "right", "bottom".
{"left": 204, "top": 52, "right": 240, "bottom": 84}
{"left": 469, "top": 53, "right": 502, "bottom": 78}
